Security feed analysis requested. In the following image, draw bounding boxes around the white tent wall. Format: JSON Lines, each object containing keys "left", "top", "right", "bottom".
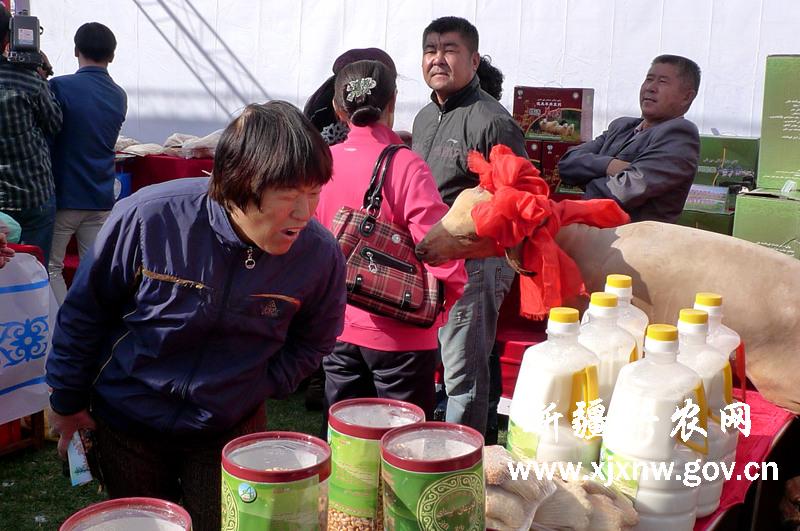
{"left": 37, "top": 0, "right": 800, "bottom": 143}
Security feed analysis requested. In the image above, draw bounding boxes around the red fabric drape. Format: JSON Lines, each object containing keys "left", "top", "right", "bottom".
{"left": 469, "top": 145, "right": 630, "bottom": 319}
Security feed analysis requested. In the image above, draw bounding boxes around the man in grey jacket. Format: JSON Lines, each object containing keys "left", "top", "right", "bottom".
{"left": 558, "top": 55, "right": 701, "bottom": 223}
{"left": 412, "top": 16, "right": 526, "bottom": 436}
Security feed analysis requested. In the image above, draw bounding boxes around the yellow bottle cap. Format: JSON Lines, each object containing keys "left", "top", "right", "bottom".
{"left": 679, "top": 309, "right": 708, "bottom": 324}
{"left": 647, "top": 324, "right": 678, "bottom": 341}
{"left": 549, "top": 307, "right": 579, "bottom": 324}
{"left": 590, "top": 292, "right": 618, "bottom": 307}
{"left": 695, "top": 292, "right": 722, "bottom": 307}
{"left": 606, "top": 274, "right": 632, "bottom": 289}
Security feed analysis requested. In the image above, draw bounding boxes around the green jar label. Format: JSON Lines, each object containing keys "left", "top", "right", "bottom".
{"left": 328, "top": 427, "right": 381, "bottom": 518}
{"left": 221, "top": 468, "right": 323, "bottom": 531}
{"left": 506, "top": 418, "right": 540, "bottom": 461}
{"left": 381, "top": 460, "right": 484, "bottom": 531}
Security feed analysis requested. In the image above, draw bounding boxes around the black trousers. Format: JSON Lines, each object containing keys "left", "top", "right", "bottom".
{"left": 322, "top": 341, "right": 437, "bottom": 430}
{"left": 93, "top": 403, "right": 266, "bottom": 531}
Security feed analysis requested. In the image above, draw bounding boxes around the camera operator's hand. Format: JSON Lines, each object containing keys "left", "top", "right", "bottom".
{"left": 37, "top": 50, "right": 54, "bottom": 79}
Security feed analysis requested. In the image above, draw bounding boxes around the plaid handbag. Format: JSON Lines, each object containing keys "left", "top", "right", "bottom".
{"left": 330, "top": 144, "right": 444, "bottom": 328}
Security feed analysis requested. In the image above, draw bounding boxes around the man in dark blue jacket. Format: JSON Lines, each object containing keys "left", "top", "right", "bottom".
{"left": 48, "top": 22, "right": 127, "bottom": 305}
{"left": 46, "top": 102, "right": 347, "bottom": 530}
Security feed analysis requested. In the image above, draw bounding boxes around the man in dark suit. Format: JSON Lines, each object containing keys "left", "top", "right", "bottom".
{"left": 558, "top": 55, "right": 701, "bottom": 223}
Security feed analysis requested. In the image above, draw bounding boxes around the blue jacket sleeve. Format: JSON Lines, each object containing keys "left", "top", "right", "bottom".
{"left": 46, "top": 202, "right": 142, "bottom": 415}
{"left": 262, "top": 241, "right": 346, "bottom": 399}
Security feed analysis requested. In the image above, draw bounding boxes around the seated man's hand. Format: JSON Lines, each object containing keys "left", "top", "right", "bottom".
{"left": 606, "top": 158, "right": 631, "bottom": 176}
{"left": 48, "top": 408, "right": 96, "bottom": 459}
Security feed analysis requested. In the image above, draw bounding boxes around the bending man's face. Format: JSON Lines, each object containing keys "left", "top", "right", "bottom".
{"left": 639, "top": 62, "right": 696, "bottom": 126}
{"left": 422, "top": 31, "right": 479, "bottom": 104}
{"left": 230, "top": 185, "right": 321, "bottom": 255}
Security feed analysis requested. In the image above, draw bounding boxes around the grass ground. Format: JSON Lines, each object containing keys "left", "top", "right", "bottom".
{"left": 1, "top": 393, "right": 504, "bottom": 530}
{"left": 0, "top": 393, "right": 320, "bottom": 531}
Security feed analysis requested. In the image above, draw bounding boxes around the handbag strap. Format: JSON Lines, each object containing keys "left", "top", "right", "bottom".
{"left": 362, "top": 144, "right": 408, "bottom": 215}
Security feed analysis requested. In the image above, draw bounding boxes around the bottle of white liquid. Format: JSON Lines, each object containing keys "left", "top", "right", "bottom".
{"left": 677, "top": 309, "right": 738, "bottom": 517}
{"left": 602, "top": 324, "right": 707, "bottom": 531}
{"left": 579, "top": 292, "right": 637, "bottom": 406}
{"left": 600, "top": 274, "right": 648, "bottom": 359}
{"left": 507, "top": 307, "right": 602, "bottom": 467}
{"left": 694, "top": 293, "right": 741, "bottom": 361}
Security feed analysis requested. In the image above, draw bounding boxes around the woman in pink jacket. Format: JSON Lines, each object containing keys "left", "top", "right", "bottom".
{"left": 315, "top": 59, "right": 466, "bottom": 419}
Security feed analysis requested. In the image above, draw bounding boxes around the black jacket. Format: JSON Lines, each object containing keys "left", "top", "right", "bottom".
{"left": 412, "top": 75, "right": 526, "bottom": 206}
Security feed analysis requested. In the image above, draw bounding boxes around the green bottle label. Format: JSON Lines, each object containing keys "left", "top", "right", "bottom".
{"left": 506, "top": 418, "right": 540, "bottom": 461}
{"left": 599, "top": 445, "right": 640, "bottom": 499}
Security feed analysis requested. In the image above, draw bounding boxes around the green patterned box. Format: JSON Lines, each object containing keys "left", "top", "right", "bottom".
{"left": 757, "top": 56, "right": 800, "bottom": 190}
{"left": 733, "top": 191, "right": 800, "bottom": 259}
{"left": 695, "top": 135, "right": 759, "bottom": 188}
{"left": 677, "top": 210, "right": 735, "bottom": 236}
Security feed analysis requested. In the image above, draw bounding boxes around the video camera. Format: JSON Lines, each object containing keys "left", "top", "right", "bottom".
{"left": 6, "top": 2, "right": 45, "bottom": 70}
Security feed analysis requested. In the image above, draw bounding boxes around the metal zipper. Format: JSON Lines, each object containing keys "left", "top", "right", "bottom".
{"left": 244, "top": 246, "right": 255, "bottom": 269}
{"left": 360, "top": 246, "right": 417, "bottom": 274}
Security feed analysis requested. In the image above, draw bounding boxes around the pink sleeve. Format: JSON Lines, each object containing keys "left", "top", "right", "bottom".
{"left": 398, "top": 156, "right": 467, "bottom": 313}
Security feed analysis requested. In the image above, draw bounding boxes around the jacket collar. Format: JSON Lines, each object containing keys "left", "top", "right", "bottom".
{"left": 428, "top": 74, "right": 480, "bottom": 113}
{"left": 76, "top": 66, "right": 109, "bottom": 75}
{"left": 206, "top": 193, "right": 249, "bottom": 249}
{"left": 343, "top": 122, "right": 404, "bottom": 145}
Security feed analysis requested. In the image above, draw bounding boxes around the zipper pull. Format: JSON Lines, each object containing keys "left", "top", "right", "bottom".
{"left": 438, "top": 111, "right": 443, "bottom": 123}
{"left": 365, "top": 250, "right": 378, "bottom": 274}
{"left": 244, "top": 247, "right": 256, "bottom": 270}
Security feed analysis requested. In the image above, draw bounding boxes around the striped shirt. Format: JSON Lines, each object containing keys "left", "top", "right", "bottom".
{"left": 0, "top": 59, "right": 63, "bottom": 210}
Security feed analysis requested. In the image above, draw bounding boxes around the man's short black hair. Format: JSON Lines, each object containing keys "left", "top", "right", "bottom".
{"left": 0, "top": 5, "right": 10, "bottom": 46}
{"left": 422, "top": 16, "right": 479, "bottom": 53}
{"left": 653, "top": 54, "right": 701, "bottom": 93}
{"left": 74, "top": 22, "right": 117, "bottom": 63}
{"left": 209, "top": 101, "right": 333, "bottom": 212}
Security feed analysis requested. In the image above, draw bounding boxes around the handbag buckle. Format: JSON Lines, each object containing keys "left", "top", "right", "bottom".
{"left": 360, "top": 214, "right": 377, "bottom": 236}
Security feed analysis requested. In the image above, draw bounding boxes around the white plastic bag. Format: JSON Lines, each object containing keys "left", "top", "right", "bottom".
{"left": 0, "top": 253, "right": 56, "bottom": 424}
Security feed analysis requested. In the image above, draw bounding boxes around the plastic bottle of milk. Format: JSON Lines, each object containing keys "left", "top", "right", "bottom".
{"left": 582, "top": 274, "right": 649, "bottom": 360}
{"left": 694, "top": 293, "right": 741, "bottom": 361}
{"left": 507, "top": 307, "right": 602, "bottom": 467}
{"left": 677, "top": 309, "right": 738, "bottom": 517}
{"left": 601, "top": 324, "right": 707, "bottom": 531}
{"left": 578, "top": 292, "right": 637, "bottom": 406}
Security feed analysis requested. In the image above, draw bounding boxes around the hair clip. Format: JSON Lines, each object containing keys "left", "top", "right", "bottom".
{"left": 345, "top": 77, "right": 377, "bottom": 102}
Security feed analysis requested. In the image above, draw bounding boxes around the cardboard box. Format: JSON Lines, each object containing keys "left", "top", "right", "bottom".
{"left": 683, "top": 184, "right": 736, "bottom": 214}
{"left": 513, "top": 87, "right": 594, "bottom": 143}
{"left": 695, "top": 135, "right": 759, "bottom": 188}
{"left": 524, "top": 140, "right": 543, "bottom": 173}
{"left": 733, "top": 191, "right": 800, "bottom": 258}
{"left": 677, "top": 210, "right": 735, "bottom": 236}
{"left": 757, "top": 56, "right": 800, "bottom": 190}
{"left": 541, "top": 141, "right": 576, "bottom": 189}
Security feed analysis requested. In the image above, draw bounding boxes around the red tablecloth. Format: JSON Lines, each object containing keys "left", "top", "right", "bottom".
{"left": 694, "top": 388, "right": 794, "bottom": 530}
{"left": 128, "top": 154, "right": 214, "bottom": 192}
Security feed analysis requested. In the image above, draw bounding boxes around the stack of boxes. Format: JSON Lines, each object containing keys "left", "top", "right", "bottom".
{"left": 512, "top": 87, "right": 594, "bottom": 192}
{"left": 732, "top": 55, "right": 800, "bottom": 259}
{"left": 677, "top": 135, "right": 759, "bottom": 235}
